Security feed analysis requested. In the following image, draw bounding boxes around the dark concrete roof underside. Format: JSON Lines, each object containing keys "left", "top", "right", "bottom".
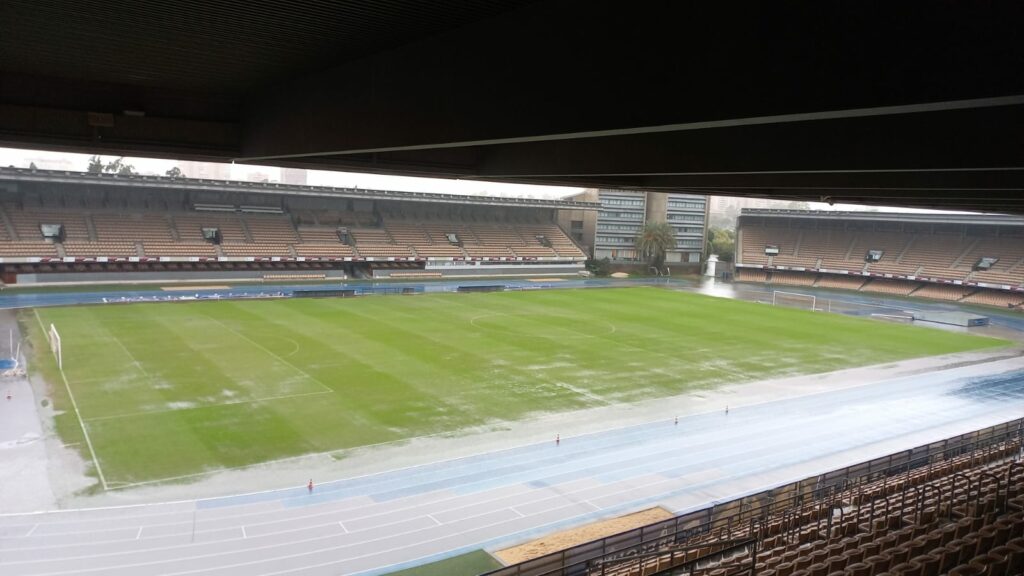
{"left": 2, "top": 1, "right": 1022, "bottom": 214}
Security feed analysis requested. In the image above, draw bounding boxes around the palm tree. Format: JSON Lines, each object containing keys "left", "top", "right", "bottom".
{"left": 635, "top": 221, "right": 675, "bottom": 268}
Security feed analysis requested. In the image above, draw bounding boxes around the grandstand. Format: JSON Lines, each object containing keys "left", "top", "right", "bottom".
{"left": 735, "top": 210, "right": 1024, "bottom": 309}
{"left": 487, "top": 419, "right": 1024, "bottom": 576}
{"left": 0, "top": 168, "right": 594, "bottom": 284}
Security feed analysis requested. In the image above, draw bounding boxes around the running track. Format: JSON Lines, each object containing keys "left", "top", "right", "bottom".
{"left": 2, "top": 358, "right": 1024, "bottom": 575}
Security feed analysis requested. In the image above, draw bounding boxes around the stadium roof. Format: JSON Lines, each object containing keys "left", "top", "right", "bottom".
{"left": 0, "top": 167, "right": 600, "bottom": 210}
{"left": 1, "top": 2, "right": 1023, "bottom": 214}
{"left": 739, "top": 209, "right": 1024, "bottom": 228}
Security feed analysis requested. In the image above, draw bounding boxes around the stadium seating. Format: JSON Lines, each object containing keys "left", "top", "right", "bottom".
{"left": 961, "top": 290, "right": 1024, "bottom": 308}
{"left": 770, "top": 271, "right": 818, "bottom": 286}
{"left": 736, "top": 269, "right": 769, "bottom": 283}
{"left": 0, "top": 198, "right": 584, "bottom": 268}
{"left": 63, "top": 241, "right": 138, "bottom": 257}
{"left": 174, "top": 212, "right": 248, "bottom": 243}
{"left": 576, "top": 428, "right": 1024, "bottom": 576}
{"left": 911, "top": 284, "right": 973, "bottom": 302}
{"left": 737, "top": 215, "right": 1024, "bottom": 309}
{"left": 860, "top": 278, "right": 920, "bottom": 296}
{"left": 814, "top": 275, "right": 867, "bottom": 291}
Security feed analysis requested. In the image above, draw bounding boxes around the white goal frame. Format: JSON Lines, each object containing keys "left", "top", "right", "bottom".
{"left": 48, "top": 323, "right": 62, "bottom": 370}
{"left": 771, "top": 290, "right": 817, "bottom": 311}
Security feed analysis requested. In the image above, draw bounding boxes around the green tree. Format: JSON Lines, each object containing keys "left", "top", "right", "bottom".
{"left": 165, "top": 166, "right": 184, "bottom": 178}
{"left": 87, "top": 155, "right": 105, "bottom": 173}
{"left": 585, "top": 257, "right": 611, "bottom": 277}
{"left": 707, "top": 227, "right": 736, "bottom": 262}
{"left": 104, "top": 157, "right": 137, "bottom": 175}
{"left": 635, "top": 221, "right": 675, "bottom": 269}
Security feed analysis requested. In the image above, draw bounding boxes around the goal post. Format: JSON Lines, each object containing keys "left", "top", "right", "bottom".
{"left": 771, "top": 290, "right": 817, "bottom": 312}
{"left": 48, "top": 323, "right": 62, "bottom": 370}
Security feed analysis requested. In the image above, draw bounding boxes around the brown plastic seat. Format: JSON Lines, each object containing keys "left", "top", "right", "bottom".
{"left": 955, "top": 517, "right": 974, "bottom": 539}
{"left": 806, "top": 562, "right": 829, "bottom": 576}
{"left": 977, "top": 524, "right": 998, "bottom": 553}
{"left": 907, "top": 536, "right": 930, "bottom": 558}
{"left": 886, "top": 561, "right": 913, "bottom": 575}
{"left": 940, "top": 524, "right": 959, "bottom": 546}
{"left": 985, "top": 547, "right": 1010, "bottom": 576}
{"left": 809, "top": 549, "right": 829, "bottom": 566}
{"left": 877, "top": 534, "right": 899, "bottom": 552}
{"left": 994, "top": 520, "right": 1013, "bottom": 547}
{"left": 843, "top": 547, "right": 864, "bottom": 565}
{"left": 865, "top": 554, "right": 891, "bottom": 573}
{"left": 912, "top": 553, "right": 941, "bottom": 576}
{"left": 958, "top": 534, "right": 979, "bottom": 565}
{"left": 1005, "top": 538, "right": 1024, "bottom": 573}
{"left": 941, "top": 542, "right": 965, "bottom": 574}
{"left": 947, "top": 562, "right": 984, "bottom": 575}
{"left": 967, "top": 555, "right": 994, "bottom": 575}
{"left": 861, "top": 541, "right": 881, "bottom": 558}
{"left": 826, "top": 555, "right": 847, "bottom": 573}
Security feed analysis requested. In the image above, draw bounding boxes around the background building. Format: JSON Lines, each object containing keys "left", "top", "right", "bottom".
{"left": 561, "top": 189, "right": 709, "bottom": 264}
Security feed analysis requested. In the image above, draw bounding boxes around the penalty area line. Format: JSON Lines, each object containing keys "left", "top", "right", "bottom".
{"left": 33, "top": 309, "right": 110, "bottom": 491}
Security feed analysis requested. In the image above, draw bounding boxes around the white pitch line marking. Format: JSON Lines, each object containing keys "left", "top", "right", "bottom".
{"left": 33, "top": 309, "right": 109, "bottom": 492}
{"left": 201, "top": 314, "right": 334, "bottom": 394}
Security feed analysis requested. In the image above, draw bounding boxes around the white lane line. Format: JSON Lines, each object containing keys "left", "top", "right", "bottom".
{"left": 338, "top": 521, "right": 348, "bottom": 534}
{"left": 25, "top": 524, "right": 38, "bottom": 537}
{"left": 426, "top": 514, "right": 441, "bottom": 526}
{"left": 33, "top": 309, "right": 109, "bottom": 492}
{"left": 135, "top": 527, "right": 142, "bottom": 540}
{"left": 510, "top": 508, "right": 525, "bottom": 518}
{"left": 17, "top": 499, "right": 594, "bottom": 576}
{"left": 241, "top": 526, "right": 247, "bottom": 539}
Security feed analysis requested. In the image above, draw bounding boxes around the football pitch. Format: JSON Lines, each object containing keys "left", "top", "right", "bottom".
{"left": 26, "top": 287, "right": 1008, "bottom": 487}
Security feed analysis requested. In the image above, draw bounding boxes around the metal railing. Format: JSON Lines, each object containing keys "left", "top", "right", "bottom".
{"left": 480, "top": 417, "right": 1024, "bottom": 576}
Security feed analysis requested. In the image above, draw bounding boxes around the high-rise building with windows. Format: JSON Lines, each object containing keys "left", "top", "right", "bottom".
{"left": 559, "top": 189, "right": 709, "bottom": 264}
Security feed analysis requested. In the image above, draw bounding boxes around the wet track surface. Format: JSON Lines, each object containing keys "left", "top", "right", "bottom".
{"left": 2, "top": 358, "right": 1023, "bottom": 575}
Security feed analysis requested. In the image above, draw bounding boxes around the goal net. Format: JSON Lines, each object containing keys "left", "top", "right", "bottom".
{"left": 48, "top": 323, "right": 62, "bottom": 370}
{"left": 771, "top": 290, "right": 817, "bottom": 312}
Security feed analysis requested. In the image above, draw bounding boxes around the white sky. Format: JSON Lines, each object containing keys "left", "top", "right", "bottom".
{"left": 0, "top": 146, "right": 965, "bottom": 213}
{"left": 0, "top": 147, "right": 584, "bottom": 200}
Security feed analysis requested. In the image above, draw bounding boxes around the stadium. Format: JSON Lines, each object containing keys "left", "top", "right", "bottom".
{"left": 2, "top": 2, "right": 1024, "bottom": 576}
{"left": 0, "top": 164, "right": 1023, "bottom": 575}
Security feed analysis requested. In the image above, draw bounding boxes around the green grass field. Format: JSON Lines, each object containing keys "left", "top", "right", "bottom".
{"left": 381, "top": 550, "right": 502, "bottom": 576}
{"left": 25, "top": 287, "right": 1008, "bottom": 487}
